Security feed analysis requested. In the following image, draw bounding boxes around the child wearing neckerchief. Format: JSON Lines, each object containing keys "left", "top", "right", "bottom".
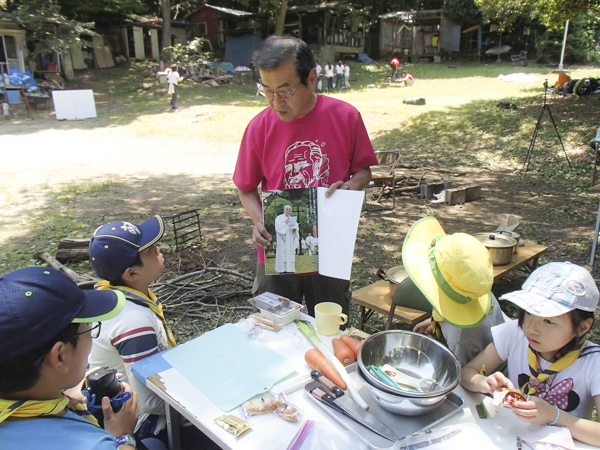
{"left": 461, "top": 262, "right": 600, "bottom": 447}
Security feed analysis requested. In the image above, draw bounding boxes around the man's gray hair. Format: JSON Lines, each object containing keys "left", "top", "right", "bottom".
{"left": 253, "top": 36, "right": 315, "bottom": 85}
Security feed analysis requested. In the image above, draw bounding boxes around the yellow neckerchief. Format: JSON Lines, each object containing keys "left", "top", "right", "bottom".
{"left": 0, "top": 397, "right": 98, "bottom": 425}
{"left": 429, "top": 311, "right": 448, "bottom": 346}
{"left": 522, "top": 339, "right": 587, "bottom": 396}
{"left": 95, "top": 281, "right": 176, "bottom": 348}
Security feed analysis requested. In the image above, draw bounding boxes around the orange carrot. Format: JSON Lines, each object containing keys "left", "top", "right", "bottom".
{"left": 305, "top": 348, "right": 347, "bottom": 390}
{"left": 332, "top": 338, "right": 355, "bottom": 366}
{"left": 340, "top": 335, "right": 362, "bottom": 358}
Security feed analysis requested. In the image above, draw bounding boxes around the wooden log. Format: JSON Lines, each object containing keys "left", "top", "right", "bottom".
{"left": 35, "top": 251, "right": 85, "bottom": 282}
{"left": 58, "top": 238, "right": 91, "bottom": 249}
{"left": 56, "top": 247, "right": 90, "bottom": 263}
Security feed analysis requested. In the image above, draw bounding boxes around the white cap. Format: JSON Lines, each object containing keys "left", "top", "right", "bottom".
{"left": 500, "top": 262, "right": 599, "bottom": 317}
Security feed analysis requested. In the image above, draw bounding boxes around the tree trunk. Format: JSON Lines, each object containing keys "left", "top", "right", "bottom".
{"left": 162, "top": 0, "right": 172, "bottom": 61}
{"left": 274, "top": 0, "right": 288, "bottom": 36}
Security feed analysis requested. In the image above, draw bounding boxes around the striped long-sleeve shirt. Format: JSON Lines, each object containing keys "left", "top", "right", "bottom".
{"left": 89, "top": 298, "right": 169, "bottom": 421}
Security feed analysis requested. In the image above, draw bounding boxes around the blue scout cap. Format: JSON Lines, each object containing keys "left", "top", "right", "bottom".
{"left": 0, "top": 267, "right": 125, "bottom": 362}
{"left": 89, "top": 215, "right": 165, "bottom": 281}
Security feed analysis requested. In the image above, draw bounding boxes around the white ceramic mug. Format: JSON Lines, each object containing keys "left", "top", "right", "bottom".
{"left": 315, "top": 302, "right": 348, "bottom": 336}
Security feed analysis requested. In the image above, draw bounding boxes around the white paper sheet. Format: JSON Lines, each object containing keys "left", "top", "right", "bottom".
{"left": 316, "top": 187, "right": 365, "bottom": 280}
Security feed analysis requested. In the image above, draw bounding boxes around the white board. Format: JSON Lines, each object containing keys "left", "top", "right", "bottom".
{"left": 52, "top": 89, "right": 97, "bottom": 120}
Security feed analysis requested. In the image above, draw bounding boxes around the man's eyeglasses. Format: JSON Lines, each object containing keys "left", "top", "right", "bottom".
{"left": 259, "top": 84, "right": 301, "bottom": 100}
{"left": 74, "top": 322, "right": 102, "bottom": 339}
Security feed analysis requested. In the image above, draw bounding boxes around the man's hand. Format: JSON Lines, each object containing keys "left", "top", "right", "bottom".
{"left": 252, "top": 221, "right": 272, "bottom": 250}
{"left": 325, "top": 180, "right": 351, "bottom": 197}
{"left": 103, "top": 382, "right": 138, "bottom": 439}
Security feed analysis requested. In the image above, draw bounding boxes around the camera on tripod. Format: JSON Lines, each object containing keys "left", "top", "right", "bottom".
{"left": 84, "top": 367, "right": 130, "bottom": 412}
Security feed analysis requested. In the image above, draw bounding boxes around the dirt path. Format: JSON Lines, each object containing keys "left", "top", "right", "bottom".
{"left": 1, "top": 121, "right": 239, "bottom": 191}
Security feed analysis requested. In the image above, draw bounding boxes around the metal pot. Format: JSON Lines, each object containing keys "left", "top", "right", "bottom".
{"left": 377, "top": 266, "right": 410, "bottom": 295}
{"left": 472, "top": 233, "right": 517, "bottom": 266}
{"left": 497, "top": 230, "right": 520, "bottom": 253}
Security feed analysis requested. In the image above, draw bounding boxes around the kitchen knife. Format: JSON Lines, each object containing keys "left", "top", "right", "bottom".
{"left": 329, "top": 385, "right": 398, "bottom": 441}
{"left": 310, "top": 370, "right": 338, "bottom": 397}
{"left": 319, "top": 385, "right": 398, "bottom": 442}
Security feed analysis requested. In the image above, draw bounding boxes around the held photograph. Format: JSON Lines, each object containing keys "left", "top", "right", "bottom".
{"left": 262, "top": 188, "right": 319, "bottom": 275}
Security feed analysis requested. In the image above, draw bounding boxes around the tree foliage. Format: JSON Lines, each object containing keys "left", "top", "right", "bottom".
{"left": 1, "top": 0, "right": 96, "bottom": 57}
{"left": 445, "top": 0, "right": 482, "bottom": 27}
{"left": 476, "top": 0, "right": 599, "bottom": 29}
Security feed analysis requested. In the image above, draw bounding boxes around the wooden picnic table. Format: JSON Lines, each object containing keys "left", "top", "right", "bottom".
{"left": 352, "top": 240, "right": 548, "bottom": 331}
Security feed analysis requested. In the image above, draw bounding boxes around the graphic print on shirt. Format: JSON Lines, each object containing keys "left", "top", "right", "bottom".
{"left": 518, "top": 373, "right": 580, "bottom": 412}
{"left": 283, "top": 140, "right": 330, "bottom": 188}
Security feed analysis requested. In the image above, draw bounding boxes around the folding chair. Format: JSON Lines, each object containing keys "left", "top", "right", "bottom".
{"left": 386, "top": 273, "right": 431, "bottom": 330}
{"left": 364, "top": 150, "right": 400, "bottom": 211}
{"left": 510, "top": 50, "right": 528, "bottom": 67}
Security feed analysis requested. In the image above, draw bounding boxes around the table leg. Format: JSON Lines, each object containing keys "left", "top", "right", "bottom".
{"left": 166, "top": 404, "right": 181, "bottom": 450}
{"left": 358, "top": 305, "right": 365, "bottom": 330}
{"left": 386, "top": 304, "right": 397, "bottom": 330}
{"left": 530, "top": 256, "right": 540, "bottom": 271}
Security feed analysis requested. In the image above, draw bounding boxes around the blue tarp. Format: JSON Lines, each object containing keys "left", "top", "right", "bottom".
{"left": 1, "top": 69, "right": 40, "bottom": 93}
{"left": 358, "top": 53, "right": 374, "bottom": 63}
{"left": 223, "top": 34, "right": 263, "bottom": 68}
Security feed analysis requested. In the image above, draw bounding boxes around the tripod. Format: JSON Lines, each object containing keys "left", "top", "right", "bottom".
{"left": 524, "top": 80, "right": 572, "bottom": 174}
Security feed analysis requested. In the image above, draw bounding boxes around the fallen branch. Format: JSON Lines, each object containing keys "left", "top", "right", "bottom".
{"left": 35, "top": 251, "right": 89, "bottom": 283}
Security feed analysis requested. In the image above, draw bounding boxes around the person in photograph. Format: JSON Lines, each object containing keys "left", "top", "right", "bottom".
{"left": 274, "top": 205, "right": 297, "bottom": 273}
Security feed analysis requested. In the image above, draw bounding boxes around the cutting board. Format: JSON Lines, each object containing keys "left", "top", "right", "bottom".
{"left": 162, "top": 323, "right": 296, "bottom": 411}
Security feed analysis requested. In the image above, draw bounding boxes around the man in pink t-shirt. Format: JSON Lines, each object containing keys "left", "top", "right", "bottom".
{"left": 233, "top": 36, "right": 378, "bottom": 317}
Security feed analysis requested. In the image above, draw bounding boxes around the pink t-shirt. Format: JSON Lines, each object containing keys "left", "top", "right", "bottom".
{"left": 233, "top": 94, "right": 377, "bottom": 264}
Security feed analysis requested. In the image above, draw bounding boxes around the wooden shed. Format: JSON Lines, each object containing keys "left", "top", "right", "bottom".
{"left": 0, "top": 19, "right": 27, "bottom": 72}
{"left": 285, "top": 1, "right": 367, "bottom": 63}
{"left": 188, "top": 4, "right": 252, "bottom": 52}
{"left": 107, "top": 20, "right": 188, "bottom": 61}
{"left": 379, "top": 9, "right": 461, "bottom": 62}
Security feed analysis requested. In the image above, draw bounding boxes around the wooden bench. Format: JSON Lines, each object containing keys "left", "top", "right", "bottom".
{"left": 352, "top": 240, "right": 549, "bottom": 331}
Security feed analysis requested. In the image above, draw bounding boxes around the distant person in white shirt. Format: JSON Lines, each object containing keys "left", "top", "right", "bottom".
{"left": 167, "top": 64, "right": 183, "bottom": 109}
{"left": 344, "top": 62, "right": 351, "bottom": 89}
{"left": 325, "top": 61, "right": 334, "bottom": 91}
{"left": 335, "top": 61, "right": 344, "bottom": 90}
{"left": 315, "top": 61, "right": 323, "bottom": 91}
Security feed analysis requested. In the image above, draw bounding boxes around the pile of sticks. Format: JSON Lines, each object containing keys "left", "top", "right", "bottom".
{"left": 154, "top": 267, "right": 255, "bottom": 330}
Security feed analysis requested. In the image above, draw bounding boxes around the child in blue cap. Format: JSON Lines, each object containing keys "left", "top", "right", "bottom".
{"left": 0, "top": 267, "right": 140, "bottom": 449}
{"left": 461, "top": 262, "right": 600, "bottom": 447}
{"left": 88, "top": 215, "right": 174, "bottom": 439}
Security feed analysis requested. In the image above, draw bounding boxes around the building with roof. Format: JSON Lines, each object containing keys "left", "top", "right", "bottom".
{"left": 379, "top": 9, "right": 461, "bottom": 62}
{"left": 188, "top": 4, "right": 253, "bottom": 52}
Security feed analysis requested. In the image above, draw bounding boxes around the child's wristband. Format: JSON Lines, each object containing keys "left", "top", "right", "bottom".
{"left": 548, "top": 405, "right": 561, "bottom": 426}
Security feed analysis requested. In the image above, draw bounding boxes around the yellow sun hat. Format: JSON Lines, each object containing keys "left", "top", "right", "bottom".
{"left": 402, "top": 217, "right": 494, "bottom": 328}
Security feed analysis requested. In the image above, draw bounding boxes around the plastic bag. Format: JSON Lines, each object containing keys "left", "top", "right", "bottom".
{"left": 431, "top": 191, "right": 446, "bottom": 203}
{"left": 495, "top": 215, "right": 519, "bottom": 233}
{"left": 391, "top": 424, "right": 502, "bottom": 450}
{"left": 300, "top": 421, "right": 369, "bottom": 450}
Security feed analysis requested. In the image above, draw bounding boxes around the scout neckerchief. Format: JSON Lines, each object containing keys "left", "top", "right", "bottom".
{"left": 95, "top": 281, "right": 176, "bottom": 348}
{"left": 0, "top": 397, "right": 98, "bottom": 425}
{"left": 429, "top": 311, "right": 448, "bottom": 346}
{"left": 522, "top": 339, "right": 586, "bottom": 396}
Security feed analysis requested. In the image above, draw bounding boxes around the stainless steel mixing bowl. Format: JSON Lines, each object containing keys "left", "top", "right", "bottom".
{"left": 357, "top": 330, "right": 461, "bottom": 415}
